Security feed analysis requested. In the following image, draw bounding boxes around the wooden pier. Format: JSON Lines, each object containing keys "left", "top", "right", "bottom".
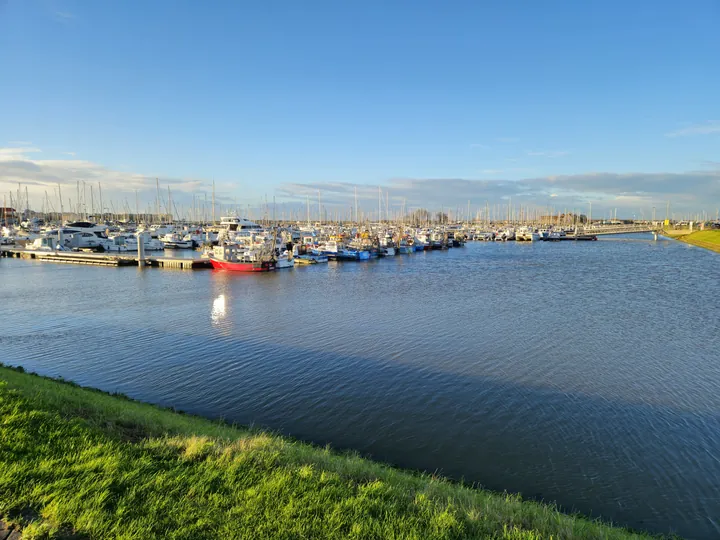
{"left": 0, "top": 247, "right": 211, "bottom": 270}
{"left": 147, "top": 257, "right": 211, "bottom": 269}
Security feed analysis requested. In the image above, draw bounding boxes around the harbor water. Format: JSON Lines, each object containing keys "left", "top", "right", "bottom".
{"left": 1, "top": 234, "right": 719, "bottom": 538}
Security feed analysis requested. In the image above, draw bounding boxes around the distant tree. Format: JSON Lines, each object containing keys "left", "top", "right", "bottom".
{"left": 436, "top": 212, "right": 449, "bottom": 224}
{"left": 409, "top": 208, "right": 431, "bottom": 225}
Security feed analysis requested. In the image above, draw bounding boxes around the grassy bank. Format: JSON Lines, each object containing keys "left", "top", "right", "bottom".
{"left": 0, "top": 366, "right": 652, "bottom": 539}
{"left": 663, "top": 229, "right": 720, "bottom": 253}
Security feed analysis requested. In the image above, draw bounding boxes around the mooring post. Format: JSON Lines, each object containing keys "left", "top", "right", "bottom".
{"left": 137, "top": 235, "right": 145, "bottom": 267}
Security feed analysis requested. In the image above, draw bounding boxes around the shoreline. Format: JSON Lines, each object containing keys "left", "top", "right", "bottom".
{"left": 0, "top": 364, "right": 654, "bottom": 539}
{"left": 662, "top": 229, "right": 720, "bottom": 254}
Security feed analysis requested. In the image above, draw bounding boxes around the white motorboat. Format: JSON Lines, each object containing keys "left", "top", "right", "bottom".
{"left": 161, "top": 233, "right": 193, "bottom": 249}
{"left": 121, "top": 232, "right": 165, "bottom": 251}
{"left": 29, "top": 236, "right": 69, "bottom": 251}
{"left": 516, "top": 227, "right": 541, "bottom": 242}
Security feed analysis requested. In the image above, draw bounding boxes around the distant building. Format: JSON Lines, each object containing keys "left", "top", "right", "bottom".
{"left": 539, "top": 213, "right": 587, "bottom": 224}
{"left": 1, "top": 207, "right": 17, "bottom": 225}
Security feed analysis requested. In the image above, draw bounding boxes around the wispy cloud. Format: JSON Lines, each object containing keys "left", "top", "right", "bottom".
{"left": 496, "top": 137, "right": 520, "bottom": 143}
{"left": 665, "top": 121, "right": 720, "bottom": 138}
{"left": 0, "top": 147, "right": 41, "bottom": 159}
{"left": 526, "top": 150, "right": 569, "bottom": 158}
{"left": 53, "top": 11, "right": 76, "bottom": 22}
{"left": 62, "top": 151, "right": 76, "bottom": 157}
{"left": 480, "top": 167, "right": 534, "bottom": 176}
{"left": 470, "top": 143, "right": 490, "bottom": 150}
{"left": 7, "top": 141, "right": 32, "bottom": 146}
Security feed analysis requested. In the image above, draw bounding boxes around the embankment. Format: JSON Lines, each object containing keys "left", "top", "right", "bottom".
{"left": 0, "top": 365, "right": 653, "bottom": 539}
{"left": 663, "top": 229, "right": 720, "bottom": 254}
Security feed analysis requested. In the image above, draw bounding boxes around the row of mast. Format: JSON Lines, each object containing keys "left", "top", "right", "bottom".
{"left": 4, "top": 182, "right": 700, "bottom": 226}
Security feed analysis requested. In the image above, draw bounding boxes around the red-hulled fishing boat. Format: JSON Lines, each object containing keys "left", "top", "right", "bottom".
{"left": 208, "top": 244, "right": 276, "bottom": 272}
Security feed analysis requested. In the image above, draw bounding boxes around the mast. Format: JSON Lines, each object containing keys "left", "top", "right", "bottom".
{"left": 378, "top": 186, "right": 382, "bottom": 224}
{"left": 212, "top": 180, "right": 216, "bottom": 225}
{"left": 98, "top": 183, "right": 104, "bottom": 223}
{"left": 58, "top": 184, "right": 64, "bottom": 223}
{"left": 306, "top": 195, "right": 310, "bottom": 227}
{"left": 354, "top": 186, "right": 358, "bottom": 224}
{"left": 156, "top": 178, "right": 161, "bottom": 224}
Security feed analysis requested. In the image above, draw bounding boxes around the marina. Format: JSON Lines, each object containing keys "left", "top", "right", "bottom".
{"left": 0, "top": 211, "right": 665, "bottom": 272}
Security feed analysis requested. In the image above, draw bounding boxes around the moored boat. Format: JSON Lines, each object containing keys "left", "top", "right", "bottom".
{"left": 294, "top": 255, "right": 318, "bottom": 265}
{"left": 209, "top": 245, "right": 275, "bottom": 272}
{"left": 162, "top": 233, "right": 194, "bottom": 249}
{"left": 275, "top": 249, "right": 295, "bottom": 269}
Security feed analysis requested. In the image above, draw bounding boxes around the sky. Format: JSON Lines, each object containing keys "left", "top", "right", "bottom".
{"left": 1, "top": 0, "right": 719, "bottom": 219}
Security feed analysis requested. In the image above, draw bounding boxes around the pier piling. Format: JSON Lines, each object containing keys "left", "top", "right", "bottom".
{"left": 137, "top": 237, "right": 145, "bottom": 267}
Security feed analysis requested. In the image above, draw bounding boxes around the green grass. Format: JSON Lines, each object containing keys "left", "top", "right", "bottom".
{"left": 668, "top": 229, "right": 720, "bottom": 253}
{"left": 0, "top": 365, "right": 654, "bottom": 539}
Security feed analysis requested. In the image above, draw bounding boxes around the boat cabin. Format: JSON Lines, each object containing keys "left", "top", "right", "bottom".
{"left": 220, "top": 216, "right": 261, "bottom": 231}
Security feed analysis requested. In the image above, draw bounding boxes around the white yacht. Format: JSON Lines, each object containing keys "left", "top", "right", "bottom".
{"left": 220, "top": 216, "right": 262, "bottom": 230}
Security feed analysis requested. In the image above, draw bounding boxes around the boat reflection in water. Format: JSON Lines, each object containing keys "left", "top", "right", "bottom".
{"left": 211, "top": 294, "right": 226, "bottom": 326}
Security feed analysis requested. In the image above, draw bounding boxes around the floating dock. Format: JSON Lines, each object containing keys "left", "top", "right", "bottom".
{"left": 0, "top": 247, "right": 211, "bottom": 270}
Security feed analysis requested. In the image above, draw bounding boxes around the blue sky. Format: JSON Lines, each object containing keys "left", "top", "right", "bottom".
{"left": 1, "top": 0, "right": 719, "bottom": 217}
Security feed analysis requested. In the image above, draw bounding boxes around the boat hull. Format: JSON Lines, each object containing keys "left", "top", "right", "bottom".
{"left": 209, "top": 258, "right": 275, "bottom": 272}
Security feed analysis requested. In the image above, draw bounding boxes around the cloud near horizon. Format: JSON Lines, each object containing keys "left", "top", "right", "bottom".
{"left": 2, "top": 146, "right": 718, "bottom": 219}
{"left": 0, "top": 147, "right": 213, "bottom": 213}
{"left": 278, "top": 171, "right": 720, "bottom": 217}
